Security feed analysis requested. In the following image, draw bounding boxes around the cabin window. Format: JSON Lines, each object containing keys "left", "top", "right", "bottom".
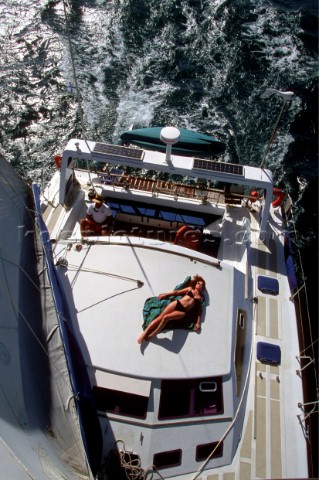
{"left": 92, "top": 386, "right": 148, "bottom": 419}
{"left": 158, "top": 377, "right": 223, "bottom": 419}
{"left": 159, "top": 210, "right": 206, "bottom": 226}
{"left": 137, "top": 207, "right": 157, "bottom": 217}
{"left": 196, "top": 441, "right": 223, "bottom": 461}
{"left": 108, "top": 201, "right": 121, "bottom": 211}
{"left": 120, "top": 204, "right": 136, "bottom": 214}
{"left": 102, "top": 198, "right": 218, "bottom": 227}
{"left": 153, "top": 449, "right": 182, "bottom": 470}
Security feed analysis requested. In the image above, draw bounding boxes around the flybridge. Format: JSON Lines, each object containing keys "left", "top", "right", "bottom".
{"left": 59, "top": 137, "right": 273, "bottom": 234}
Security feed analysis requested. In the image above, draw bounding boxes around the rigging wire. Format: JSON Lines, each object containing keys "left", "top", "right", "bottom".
{"left": 0, "top": 162, "right": 77, "bottom": 399}
{"left": 0, "top": 164, "right": 38, "bottom": 224}
{"left": 61, "top": 0, "right": 94, "bottom": 186}
{"left": 61, "top": 0, "right": 85, "bottom": 139}
{"left": 67, "top": 263, "right": 144, "bottom": 286}
{"left": 289, "top": 207, "right": 318, "bottom": 388}
{"left": 191, "top": 332, "right": 254, "bottom": 480}
{"left": 0, "top": 1, "right": 102, "bottom": 410}
{"left": 259, "top": 89, "right": 294, "bottom": 169}
{"left": 0, "top": 250, "right": 75, "bottom": 397}
{"left": 259, "top": 88, "right": 318, "bottom": 392}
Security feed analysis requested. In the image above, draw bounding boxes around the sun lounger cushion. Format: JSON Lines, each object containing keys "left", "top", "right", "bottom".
{"left": 257, "top": 342, "right": 281, "bottom": 365}
{"left": 257, "top": 276, "right": 279, "bottom": 295}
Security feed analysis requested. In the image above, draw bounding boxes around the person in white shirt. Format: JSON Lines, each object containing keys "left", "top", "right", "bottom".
{"left": 80, "top": 195, "right": 113, "bottom": 236}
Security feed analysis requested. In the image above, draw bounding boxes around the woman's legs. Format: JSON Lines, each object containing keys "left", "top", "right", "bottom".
{"left": 137, "top": 301, "right": 185, "bottom": 343}
{"left": 138, "top": 302, "right": 176, "bottom": 344}
{"left": 146, "top": 311, "right": 185, "bottom": 340}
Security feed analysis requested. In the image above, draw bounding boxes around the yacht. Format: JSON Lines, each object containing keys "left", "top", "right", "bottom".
{"left": 36, "top": 124, "right": 310, "bottom": 479}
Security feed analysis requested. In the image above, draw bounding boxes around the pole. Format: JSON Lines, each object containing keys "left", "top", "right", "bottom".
{"left": 259, "top": 89, "right": 294, "bottom": 169}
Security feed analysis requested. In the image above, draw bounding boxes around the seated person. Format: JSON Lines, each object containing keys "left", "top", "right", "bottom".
{"left": 80, "top": 194, "right": 113, "bottom": 236}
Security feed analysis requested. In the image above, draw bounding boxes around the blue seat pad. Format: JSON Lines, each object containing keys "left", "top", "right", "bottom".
{"left": 257, "top": 342, "right": 281, "bottom": 365}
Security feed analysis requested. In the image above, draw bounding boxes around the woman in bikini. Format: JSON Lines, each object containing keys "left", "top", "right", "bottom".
{"left": 137, "top": 275, "right": 205, "bottom": 344}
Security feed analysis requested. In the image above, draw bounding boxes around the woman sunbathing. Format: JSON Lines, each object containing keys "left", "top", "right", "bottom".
{"left": 137, "top": 275, "right": 205, "bottom": 344}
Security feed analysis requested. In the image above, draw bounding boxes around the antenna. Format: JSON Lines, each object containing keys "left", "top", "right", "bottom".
{"left": 160, "top": 127, "right": 180, "bottom": 167}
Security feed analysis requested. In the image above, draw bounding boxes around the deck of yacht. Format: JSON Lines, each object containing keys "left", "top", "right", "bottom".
{"left": 49, "top": 210, "right": 307, "bottom": 479}
{"left": 42, "top": 169, "right": 308, "bottom": 479}
{"left": 53, "top": 237, "right": 233, "bottom": 381}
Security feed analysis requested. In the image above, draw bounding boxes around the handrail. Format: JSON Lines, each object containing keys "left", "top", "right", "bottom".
{"left": 96, "top": 169, "right": 230, "bottom": 203}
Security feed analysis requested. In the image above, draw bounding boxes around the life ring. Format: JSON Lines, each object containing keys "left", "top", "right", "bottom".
{"left": 174, "top": 226, "right": 201, "bottom": 250}
{"left": 54, "top": 154, "right": 62, "bottom": 169}
{"left": 272, "top": 187, "right": 285, "bottom": 208}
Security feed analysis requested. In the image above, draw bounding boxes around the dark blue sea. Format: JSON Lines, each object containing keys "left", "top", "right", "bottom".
{"left": 0, "top": 0, "right": 318, "bottom": 475}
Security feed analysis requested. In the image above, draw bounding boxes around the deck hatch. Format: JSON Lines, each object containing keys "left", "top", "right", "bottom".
{"left": 93, "top": 142, "right": 144, "bottom": 160}
{"left": 193, "top": 158, "right": 244, "bottom": 175}
{"left": 93, "top": 370, "right": 151, "bottom": 397}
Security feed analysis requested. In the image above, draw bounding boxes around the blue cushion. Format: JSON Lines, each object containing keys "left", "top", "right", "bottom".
{"left": 257, "top": 276, "right": 279, "bottom": 295}
{"left": 257, "top": 342, "right": 281, "bottom": 365}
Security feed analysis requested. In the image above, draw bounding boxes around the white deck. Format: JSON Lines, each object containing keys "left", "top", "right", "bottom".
{"left": 56, "top": 238, "right": 236, "bottom": 380}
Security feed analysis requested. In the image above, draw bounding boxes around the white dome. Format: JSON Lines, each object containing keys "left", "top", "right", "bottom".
{"left": 160, "top": 127, "right": 180, "bottom": 145}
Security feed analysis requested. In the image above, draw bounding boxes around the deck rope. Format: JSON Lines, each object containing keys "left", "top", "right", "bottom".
{"left": 107, "top": 440, "right": 166, "bottom": 480}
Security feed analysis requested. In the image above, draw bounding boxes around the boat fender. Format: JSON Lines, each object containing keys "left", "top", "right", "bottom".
{"left": 272, "top": 187, "right": 285, "bottom": 208}
{"left": 174, "top": 226, "right": 201, "bottom": 250}
{"left": 54, "top": 154, "right": 62, "bottom": 169}
{"left": 250, "top": 190, "right": 259, "bottom": 203}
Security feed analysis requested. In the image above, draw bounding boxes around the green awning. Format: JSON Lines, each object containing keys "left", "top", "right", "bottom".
{"left": 121, "top": 127, "right": 226, "bottom": 157}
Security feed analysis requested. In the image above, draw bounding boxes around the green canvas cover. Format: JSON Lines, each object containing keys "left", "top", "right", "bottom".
{"left": 121, "top": 127, "right": 226, "bottom": 157}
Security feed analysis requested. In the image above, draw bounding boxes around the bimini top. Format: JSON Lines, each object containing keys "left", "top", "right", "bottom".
{"left": 121, "top": 127, "right": 226, "bottom": 157}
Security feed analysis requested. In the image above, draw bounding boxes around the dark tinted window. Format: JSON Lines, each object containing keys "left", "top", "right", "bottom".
{"left": 196, "top": 441, "right": 223, "bottom": 461}
{"left": 159, "top": 377, "right": 223, "bottom": 419}
{"left": 92, "top": 386, "right": 148, "bottom": 419}
{"left": 153, "top": 449, "right": 182, "bottom": 469}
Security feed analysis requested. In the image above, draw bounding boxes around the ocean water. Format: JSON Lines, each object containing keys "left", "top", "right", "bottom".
{"left": 0, "top": 0, "right": 318, "bottom": 473}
